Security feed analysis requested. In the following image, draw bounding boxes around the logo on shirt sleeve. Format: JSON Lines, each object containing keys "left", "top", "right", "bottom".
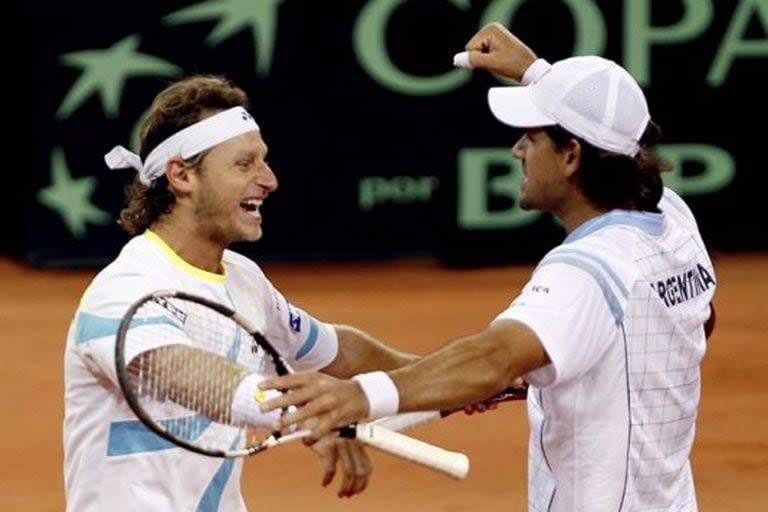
{"left": 288, "top": 308, "right": 302, "bottom": 333}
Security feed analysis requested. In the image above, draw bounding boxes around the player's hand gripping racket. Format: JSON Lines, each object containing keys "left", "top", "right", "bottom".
{"left": 371, "top": 385, "right": 528, "bottom": 433}
{"left": 115, "top": 290, "right": 469, "bottom": 479}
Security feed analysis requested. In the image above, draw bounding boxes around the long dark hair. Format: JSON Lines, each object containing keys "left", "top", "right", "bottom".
{"left": 544, "top": 121, "right": 670, "bottom": 212}
{"left": 118, "top": 75, "right": 250, "bottom": 235}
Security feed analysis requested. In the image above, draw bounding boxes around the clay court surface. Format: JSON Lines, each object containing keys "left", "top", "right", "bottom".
{"left": 1, "top": 253, "right": 766, "bottom": 511}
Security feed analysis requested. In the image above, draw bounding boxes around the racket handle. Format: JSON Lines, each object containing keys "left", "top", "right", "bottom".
{"left": 370, "top": 411, "right": 442, "bottom": 432}
{"left": 355, "top": 423, "right": 469, "bottom": 479}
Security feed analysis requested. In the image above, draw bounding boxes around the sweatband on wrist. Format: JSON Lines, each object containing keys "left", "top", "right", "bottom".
{"left": 453, "top": 51, "right": 472, "bottom": 69}
{"left": 231, "top": 374, "right": 285, "bottom": 428}
{"left": 352, "top": 371, "right": 400, "bottom": 419}
{"left": 521, "top": 58, "right": 552, "bottom": 85}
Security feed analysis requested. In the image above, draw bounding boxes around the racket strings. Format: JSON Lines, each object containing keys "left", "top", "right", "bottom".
{"left": 121, "top": 297, "right": 275, "bottom": 452}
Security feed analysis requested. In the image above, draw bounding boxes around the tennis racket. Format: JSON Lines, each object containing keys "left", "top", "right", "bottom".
{"left": 371, "top": 385, "right": 528, "bottom": 433}
{"left": 115, "top": 290, "right": 469, "bottom": 479}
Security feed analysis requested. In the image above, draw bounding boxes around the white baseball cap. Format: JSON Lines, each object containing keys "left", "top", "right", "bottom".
{"left": 488, "top": 56, "right": 650, "bottom": 156}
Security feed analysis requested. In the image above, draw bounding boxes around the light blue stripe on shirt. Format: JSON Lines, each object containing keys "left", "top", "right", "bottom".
{"left": 295, "top": 319, "right": 319, "bottom": 360}
{"left": 545, "top": 248, "right": 629, "bottom": 298}
{"left": 226, "top": 328, "right": 242, "bottom": 362}
{"left": 196, "top": 435, "right": 242, "bottom": 512}
{"left": 565, "top": 210, "right": 665, "bottom": 243}
{"left": 74, "top": 312, "right": 180, "bottom": 345}
{"left": 106, "top": 414, "right": 212, "bottom": 456}
{"left": 538, "top": 255, "right": 625, "bottom": 323}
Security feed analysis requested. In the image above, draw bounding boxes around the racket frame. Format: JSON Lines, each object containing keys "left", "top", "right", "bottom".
{"left": 115, "top": 290, "right": 292, "bottom": 458}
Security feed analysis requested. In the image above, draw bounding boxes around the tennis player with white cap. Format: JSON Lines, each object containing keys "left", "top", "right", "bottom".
{"left": 261, "top": 22, "right": 717, "bottom": 511}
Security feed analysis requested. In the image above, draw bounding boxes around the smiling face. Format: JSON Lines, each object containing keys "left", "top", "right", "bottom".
{"left": 189, "top": 130, "right": 278, "bottom": 245}
{"left": 511, "top": 128, "right": 575, "bottom": 214}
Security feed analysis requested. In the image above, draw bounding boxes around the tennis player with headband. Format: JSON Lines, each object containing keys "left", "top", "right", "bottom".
{"left": 260, "top": 23, "right": 717, "bottom": 511}
{"left": 64, "top": 75, "right": 418, "bottom": 511}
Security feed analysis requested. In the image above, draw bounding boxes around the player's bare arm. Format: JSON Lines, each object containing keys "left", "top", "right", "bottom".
{"left": 125, "top": 345, "right": 249, "bottom": 424}
{"left": 321, "top": 325, "right": 420, "bottom": 378}
{"left": 391, "top": 320, "right": 547, "bottom": 412}
{"left": 310, "top": 434, "right": 372, "bottom": 498}
{"left": 260, "top": 319, "right": 549, "bottom": 440}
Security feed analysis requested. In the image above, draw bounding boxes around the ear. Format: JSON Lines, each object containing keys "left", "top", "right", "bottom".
{"left": 561, "top": 138, "right": 582, "bottom": 178}
{"left": 166, "top": 158, "right": 195, "bottom": 195}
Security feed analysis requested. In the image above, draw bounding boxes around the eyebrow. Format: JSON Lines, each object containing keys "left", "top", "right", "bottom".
{"left": 235, "top": 145, "right": 268, "bottom": 160}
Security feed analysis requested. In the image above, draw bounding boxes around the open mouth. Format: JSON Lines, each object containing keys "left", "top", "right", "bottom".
{"left": 240, "top": 198, "right": 262, "bottom": 217}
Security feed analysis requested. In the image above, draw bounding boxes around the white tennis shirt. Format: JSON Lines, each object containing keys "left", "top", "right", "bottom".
{"left": 495, "top": 188, "right": 715, "bottom": 511}
{"left": 63, "top": 231, "right": 339, "bottom": 511}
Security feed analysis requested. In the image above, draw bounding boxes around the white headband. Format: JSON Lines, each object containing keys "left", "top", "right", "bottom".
{"left": 104, "top": 106, "right": 260, "bottom": 185}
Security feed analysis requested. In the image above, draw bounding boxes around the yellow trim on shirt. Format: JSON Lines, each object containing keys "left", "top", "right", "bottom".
{"left": 144, "top": 230, "right": 227, "bottom": 284}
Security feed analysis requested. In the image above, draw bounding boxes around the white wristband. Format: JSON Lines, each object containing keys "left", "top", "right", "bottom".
{"left": 231, "top": 374, "right": 286, "bottom": 428}
{"left": 521, "top": 58, "right": 551, "bottom": 85}
{"left": 352, "top": 371, "right": 400, "bottom": 420}
{"left": 452, "top": 51, "right": 472, "bottom": 69}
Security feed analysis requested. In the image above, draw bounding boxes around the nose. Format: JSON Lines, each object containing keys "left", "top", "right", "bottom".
{"left": 258, "top": 162, "right": 278, "bottom": 193}
{"left": 511, "top": 134, "right": 527, "bottom": 159}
